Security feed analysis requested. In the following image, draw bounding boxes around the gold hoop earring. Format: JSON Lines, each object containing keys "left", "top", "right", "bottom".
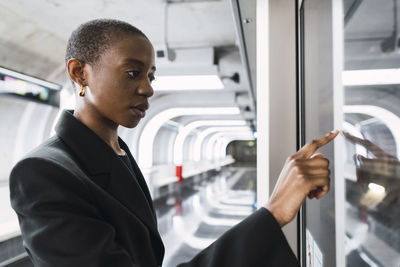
{"left": 79, "top": 85, "right": 85, "bottom": 97}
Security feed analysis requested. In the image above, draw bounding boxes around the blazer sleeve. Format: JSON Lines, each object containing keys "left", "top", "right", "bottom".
{"left": 9, "top": 157, "right": 136, "bottom": 267}
{"left": 178, "top": 208, "right": 300, "bottom": 267}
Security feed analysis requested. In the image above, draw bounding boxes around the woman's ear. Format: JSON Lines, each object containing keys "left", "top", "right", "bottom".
{"left": 67, "top": 59, "right": 86, "bottom": 86}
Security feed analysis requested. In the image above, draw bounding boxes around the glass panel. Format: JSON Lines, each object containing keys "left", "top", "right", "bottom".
{"left": 343, "top": 0, "right": 400, "bottom": 266}
{"left": 301, "top": 0, "right": 337, "bottom": 266}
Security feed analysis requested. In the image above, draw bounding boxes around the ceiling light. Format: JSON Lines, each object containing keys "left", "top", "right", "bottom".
{"left": 343, "top": 68, "right": 400, "bottom": 86}
{"left": 152, "top": 75, "right": 224, "bottom": 90}
{"left": 368, "top": 183, "right": 385, "bottom": 194}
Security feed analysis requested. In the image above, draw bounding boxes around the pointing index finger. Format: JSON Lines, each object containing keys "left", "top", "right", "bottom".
{"left": 294, "top": 130, "right": 339, "bottom": 159}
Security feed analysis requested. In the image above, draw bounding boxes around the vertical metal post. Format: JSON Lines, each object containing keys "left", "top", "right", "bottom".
{"left": 256, "top": 0, "right": 270, "bottom": 208}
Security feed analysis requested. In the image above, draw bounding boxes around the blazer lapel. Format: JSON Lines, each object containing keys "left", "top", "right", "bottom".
{"left": 107, "top": 155, "right": 158, "bottom": 234}
{"left": 119, "top": 139, "right": 156, "bottom": 216}
{"left": 55, "top": 110, "right": 158, "bottom": 236}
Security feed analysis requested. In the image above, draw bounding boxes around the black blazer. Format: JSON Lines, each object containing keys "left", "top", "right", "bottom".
{"left": 10, "top": 110, "right": 299, "bottom": 267}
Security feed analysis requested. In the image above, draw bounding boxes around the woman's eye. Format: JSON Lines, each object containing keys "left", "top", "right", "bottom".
{"left": 127, "top": 71, "right": 140, "bottom": 79}
{"left": 149, "top": 75, "right": 156, "bottom": 83}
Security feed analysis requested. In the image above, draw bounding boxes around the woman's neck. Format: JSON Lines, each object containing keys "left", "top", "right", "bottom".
{"left": 73, "top": 106, "right": 125, "bottom": 156}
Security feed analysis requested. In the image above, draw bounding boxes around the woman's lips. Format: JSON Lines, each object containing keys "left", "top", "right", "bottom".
{"left": 131, "top": 107, "right": 145, "bottom": 118}
{"left": 131, "top": 103, "right": 149, "bottom": 118}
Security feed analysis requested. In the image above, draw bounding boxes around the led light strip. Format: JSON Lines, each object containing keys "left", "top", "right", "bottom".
{"left": 173, "top": 120, "right": 246, "bottom": 165}
{"left": 218, "top": 134, "right": 255, "bottom": 158}
{"left": 152, "top": 75, "right": 224, "bottom": 90}
{"left": 138, "top": 107, "right": 241, "bottom": 168}
{"left": 343, "top": 68, "right": 400, "bottom": 86}
{"left": 192, "top": 126, "right": 252, "bottom": 161}
{"left": 205, "top": 132, "right": 254, "bottom": 160}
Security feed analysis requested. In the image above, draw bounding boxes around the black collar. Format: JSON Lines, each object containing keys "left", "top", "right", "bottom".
{"left": 55, "top": 109, "right": 120, "bottom": 175}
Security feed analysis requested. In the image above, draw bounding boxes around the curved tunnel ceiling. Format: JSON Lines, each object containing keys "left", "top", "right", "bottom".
{"left": 0, "top": 0, "right": 237, "bottom": 83}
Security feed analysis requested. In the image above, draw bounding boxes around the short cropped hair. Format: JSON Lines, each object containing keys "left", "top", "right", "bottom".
{"left": 65, "top": 19, "right": 148, "bottom": 67}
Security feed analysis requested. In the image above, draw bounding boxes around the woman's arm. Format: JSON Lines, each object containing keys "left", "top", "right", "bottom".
{"left": 10, "top": 157, "right": 136, "bottom": 267}
{"left": 178, "top": 208, "right": 299, "bottom": 267}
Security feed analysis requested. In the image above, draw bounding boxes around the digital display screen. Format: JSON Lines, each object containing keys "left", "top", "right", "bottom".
{"left": 0, "top": 68, "right": 61, "bottom": 107}
{"left": 0, "top": 75, "right": 49, "bottom": 101}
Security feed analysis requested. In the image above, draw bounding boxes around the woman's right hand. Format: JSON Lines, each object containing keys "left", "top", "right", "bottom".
{"left": 265, "top": 130, "right": 339, "bottom": 227}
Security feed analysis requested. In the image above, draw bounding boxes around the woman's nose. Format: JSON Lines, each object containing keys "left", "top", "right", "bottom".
{"left": 138, "top": 79, "right": 154, "bottom": 98}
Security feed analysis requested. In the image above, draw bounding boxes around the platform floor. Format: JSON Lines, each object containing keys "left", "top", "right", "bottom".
{"left": 156, "top": 166, "right": 256, "bottom": 266}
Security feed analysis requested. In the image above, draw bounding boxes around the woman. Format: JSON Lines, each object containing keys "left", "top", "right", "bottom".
{"left": 10, "top": 19, "right": 338, "bottom": 267}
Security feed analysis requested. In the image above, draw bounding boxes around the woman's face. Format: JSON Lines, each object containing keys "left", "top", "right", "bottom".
{"left": 83, "top": 34, "right": 156, "bottom": 128}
